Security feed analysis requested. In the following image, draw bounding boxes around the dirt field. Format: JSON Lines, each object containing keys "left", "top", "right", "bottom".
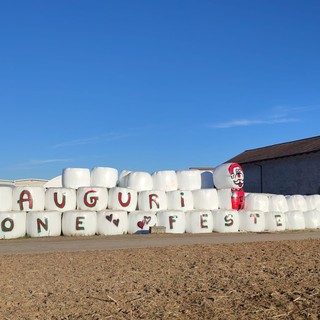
{"left": 0, "top": 238, "right": 319, "bottom": 319}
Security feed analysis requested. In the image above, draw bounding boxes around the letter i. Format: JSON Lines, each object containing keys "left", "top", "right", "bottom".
{"left": 180, "top": 192, "right": 185, "bottom": 208}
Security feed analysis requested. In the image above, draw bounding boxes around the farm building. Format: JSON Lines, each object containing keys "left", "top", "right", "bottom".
{"left": 227, "top": 136, "right": 320, "bottom": 195}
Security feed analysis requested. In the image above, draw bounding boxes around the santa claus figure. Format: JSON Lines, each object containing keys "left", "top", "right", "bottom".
{"left": 228, "top": 163, "right": 244, "bottom": 189}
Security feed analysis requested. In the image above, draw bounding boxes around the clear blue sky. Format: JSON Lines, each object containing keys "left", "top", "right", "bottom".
{"left": 1, "top": 1, "right": 319, "bottom": 180}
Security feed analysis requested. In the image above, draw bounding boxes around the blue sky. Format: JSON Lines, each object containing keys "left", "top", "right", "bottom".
{"left": 1, "top": 0, "right": 319, "bottom": 180}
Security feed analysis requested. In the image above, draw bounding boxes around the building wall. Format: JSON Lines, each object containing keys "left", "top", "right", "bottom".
{"left": 242, "top": 151, "right": 320, "bottom": 195}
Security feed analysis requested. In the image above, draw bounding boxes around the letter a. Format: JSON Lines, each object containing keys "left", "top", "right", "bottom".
{"left": 18, "top": 190, "right": 33, "bottom": 211}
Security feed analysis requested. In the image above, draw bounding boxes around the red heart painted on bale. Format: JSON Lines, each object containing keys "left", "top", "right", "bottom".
{"left": 106, "top": 214, "right": 113, "bottom": 222}
{"left": 113, "top": 219, "right": 119, "bottom": 227}
{"left": 137, "top": 220, "right": 145, "bottom": 229}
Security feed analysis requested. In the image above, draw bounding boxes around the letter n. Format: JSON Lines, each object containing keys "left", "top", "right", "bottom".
{"left": 37, "top": 218, "right": 48, "bottom": 233}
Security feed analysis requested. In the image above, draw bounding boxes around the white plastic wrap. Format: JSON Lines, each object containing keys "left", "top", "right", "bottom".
{"left": 45, "top": 188, "right": 77, "bottom": 212}
{"left": 125, "top": 171, "right": 153, "bottom": 192}
{"left": 176, "top": 170, "right": 201, "bottom": 191}
{"left": 286, "top": 195, "right": 308, "bottom": 212}
{"left": 200, "top": 171, "right": 214, "bottom": 189}
{"left": 268, "top": 195, "right": 288, "bottom": 212}
{"left": 118, "top": 170, "right": 131, "bottom": 187}
{"left": 304, "top": 195, "right": 320, "bottom": 211}
{"left": 91, "top": 167, "right": 118, "bottom": 188}
{"left": 0, "top": 211, "right": 26, "bottom": 239}
{"left": 62, "top": 210, "right": 97, "bottom": 236}
{"left": 138, "top": 190, "right": 167, "bottom": 211}
{"left": 185, "top": 210, "right": 213, "bottom": 233}
{"left": 12, "top": 187, "right": 45, "bottom": 212}
{"left": 157, "top": 210, "right": 186, "bottom": 234}
{"left": 239, "top": 210, "right": 265, "bottom": 232}
{"left": 285, "top": 210, "right": 305, "bottom": 230}
{"left": 127, "top": 211, "right": 157, "bottom": 234}
{"left": 167, "top": 190, "right": 194, "bottom": 211}
{"left": 62, "top": 168, "right": 91, "bottom": 189}
{"left": 264, "top": 212, "right": 286, "bottom": 231}
{"left": 152, "top": 170, "right": 178, "bottom": 191}
{"left": 97, "top": 210, "right": 128, "bottom": 235}
{"left": 245, "top": 193, "right": 269, "bottom": 212}
{"left": 192, "top": 189, "right": 218, "bottom": 210}
{"left": 26, "top": 211, "right": 62, "bottom": 237}
{"left": 213, "top": 163, "right": 244, "bottom": 190}
{"left": 77, "top": 187, "right": 108, "bottom": 211}
{"left": 217, "top": 188, "right": 245, "bottom": 211}
{"left": 108, "top": 187, "right": 137, "bottom": 211}
{"left": 0, "top": 186, "right": 13, "bottom": 211}
{"left": 303, "top": 210, "right": 320, "bottom": 229}
{"left": 212, "top": 209, "right": 239, "bottom": 233}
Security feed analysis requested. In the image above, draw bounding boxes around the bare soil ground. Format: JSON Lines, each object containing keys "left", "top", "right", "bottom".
{"left": 0, "top": 239, "right": 319, "bottom": 320}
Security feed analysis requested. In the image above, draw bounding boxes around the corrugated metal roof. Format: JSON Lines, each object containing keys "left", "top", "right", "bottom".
{"left": 227, "top": 136, "right": 320, "bottom": 164}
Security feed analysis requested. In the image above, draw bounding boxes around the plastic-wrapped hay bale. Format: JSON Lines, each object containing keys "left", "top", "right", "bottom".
{"left": 0, "top": 212, "right": 26, "bottom": 239}
{"left": 97, "top": 210, "right": 128, "bottom": 235}
{"left": 268, "top": 194, "right": 288, "bottom": 212}
{"left": 167, "top": 190, "right": 194, "bottom": 211}
{"left": 128, "top": 211, "right": 157, "bottom": 234}
{"left": 200, "top": 171, "right": 214, "bottom": 189}
{"left": 304, "top": 195, "right": 320, "bottom": 211}
{"left": 152, "top": 170, "right": 178, "bottom": 191}
{"left": 62, "top": 168, "right": 90, "bottom": 189}
{"left": 157, "top": 210, "right": 186, "bottom": 234}
{"left": 285, "top": 210, "right": 305, "bottom": 230}
{"left": 303, "top": 209, "right": 320, "bottom": 229}
{"left": 108, "top": 187, "right": 137, "bottom": 211}
{"left": 213, "top": 163, "right": 244, "bottom": 190}
{"left": 265, "top": 212, "right": 286, "bottom": 231}
{"left": 91, "top": 167, "right": 118, "bottom": 188}
{"left": 77, "top": 187, "right": 108, "bottom": 211}
{"left": 138, "top": 190, "right": 167, "bottom": 211}
{"left": 176, "top": 170, "right": 201, "bottom": 191}
{"left": 0, "top": 186, "right": 13, "bottom": 211}
{"left": 125, "top": 172, "right": 153, "bottom": 192}
{"left": 45, "top": 188, "right": 77, "bottom": 212}
{"left": 245, "top": 193, "right": 269, "bottom": 212}
{"left": 212, "top": 209, "right": 239, "bottom": 233}
{"left": 286, "top": 195, "right": 308, "bottom": 212}
{"left": 192, "top": 189, "right": 218, "bottom": 210}
{"left": 12, "top": 187, "right": 45, "bottom": 212}
{"left": 239, "top": 210, "right": 265, "bottom": 232}
{"left": 26, "top": 211, "right": 62, "bottom": 237}
{"left": 185, "top": 210, "right": 213, "bottom": 233}
{"left": 62, "top": 210, "right": 97, "bottom": 236}
{"left": 217, "top": 189, "right": 245, "bottom": 211}
{"left": 118, "top": 170, "right": 131, "bottom": 187}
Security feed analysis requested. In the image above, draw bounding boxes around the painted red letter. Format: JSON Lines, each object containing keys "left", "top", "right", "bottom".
{"left": 1, "top": 218, "right": 14, "bottom": 232}
{"left": 118, "top": 192, "right": 131, "bottom": 207}
{"left": 54, "top": 192, "right": 66, "bottom": 209}
{"left": 37, "top": 218, "right": 48, "bottom": 233}
{"left": 84, "top": 190, "right": 99, "bottom": 207}
{"left": 224, "top": 214, "right": 234, "bottom": 227}
{"left": 149, "top": 194, "right": 160, "bottom": 209}
{"left": 200, "top": 213, "right": 208, "bottom": 229}
{"left": 76, "top": 217, "right": 85, "bottom": 230}
{"left": 19, "top": 190, "right": 33, "bottom": 211}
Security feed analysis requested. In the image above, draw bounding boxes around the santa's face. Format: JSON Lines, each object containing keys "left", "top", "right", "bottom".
{"left": 229, "top": 164, "right": 244, "bottom": 188}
